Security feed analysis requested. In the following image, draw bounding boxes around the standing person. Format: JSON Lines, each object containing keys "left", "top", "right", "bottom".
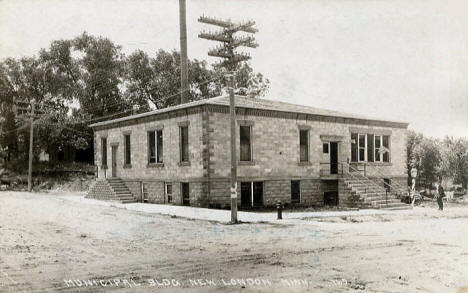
{"left": 435, "top": 181, "right": 445, "bottom": 211}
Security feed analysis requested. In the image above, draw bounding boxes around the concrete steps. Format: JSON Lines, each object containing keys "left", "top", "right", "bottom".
{"left": 107, "top": 178, "right": 137, "bottom": 203}
{"left": 344, "top": 178, "right": 411, "bottom": 210}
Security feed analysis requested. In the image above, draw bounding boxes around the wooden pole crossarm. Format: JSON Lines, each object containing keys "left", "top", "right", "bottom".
{"left": 198, "top": 32, "right": 231, "bottom": 43}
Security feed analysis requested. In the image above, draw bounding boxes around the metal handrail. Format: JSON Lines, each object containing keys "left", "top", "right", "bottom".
{"left": 370, "top": 166, "right": 408, "bottom": 196}
{"left": 344, "top": 162, "right": 390, "bottom": 191}
{"left": 343, "top": 162, "right": 400, "bottom": 207}
{"left": 319, "top": 162, "right": 344, "bottom": 175}
{"left": 346, "top": 162, "right": 408, "bottom": 199}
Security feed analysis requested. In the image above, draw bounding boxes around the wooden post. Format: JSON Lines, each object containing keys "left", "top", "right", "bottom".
{"left": 198, "top": 16, "right": 258, "bottom": 224}
{"left": 27, "top": 99, "right": 35, "bottom": 192}
{"left": 179, "top": 0, "right": 189, "bottom": 104}
{"left": 228, "top": 73, "right": 238, "bottom": 224}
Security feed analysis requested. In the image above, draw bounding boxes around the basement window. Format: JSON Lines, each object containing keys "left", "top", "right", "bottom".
{"left": 142, "top": 182, "right": 149, "bottom": 203}
{"left": 166, "top": 183, "right": 172, "bottom": 203}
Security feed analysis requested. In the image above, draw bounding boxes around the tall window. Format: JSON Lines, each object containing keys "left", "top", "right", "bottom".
{"left": 351, "top": 133, "right": 357, "bottom": 162}
{"left": 367, "top": 134, "right": 374, "bottom": 162}
{"left": 124, "top": 134, "right": 131, "bottom": 165}
{"left": 374, "top": 135, "right": 390, "bottom": 162}
{"left": 375, "top": 135, "right": 382, "bottom": 162}
{"left": 240, "top": 125, "right": 252, "bottom": 162}
{"left": 101, "top": 137, "right": 107, "bottom": 166}
{"left": 299, "top": 129, "right": 309, "bottom": 162}
{"left": 358, "top": 134, "right": 366, "bottom": 162}
{"left": 351, "top": 132, "right": 391, "bottom": 163}
{"left": 180, "top": 126, "right": 189, "bottom": 162}
{"left": 148, "top": 130, "right": 163, "bottom": 163}
{"left": 382, "top": 136, "right": 390, "bottom": 162}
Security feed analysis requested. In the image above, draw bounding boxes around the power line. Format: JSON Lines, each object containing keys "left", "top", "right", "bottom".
{"left": 73, "top": 75, "right": 222, "bottom": 117}
{"left": 199, "top": 15, "right": 258, "bottom": 224}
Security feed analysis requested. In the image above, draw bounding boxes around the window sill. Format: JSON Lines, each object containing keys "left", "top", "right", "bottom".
{"left": 179, "top": 161, "right": 191, "bottom": 167}
{"left": 298, "top": 161, "right": 312, "bottom": 166}
{"left": 238, "top": 161, "right": 255, "bottom": 166}
{"left": 370, "top": 162, "right": 392, "bottom": 166}
{"left": 123, "top": 164, "right": 132, "bottom": 169}
{"left": 147, "top": 163, "right": 164, "bottom": 168}
{"left": 101, "top": 165, "right": 108, "bottom": 169}
{"left": 351, "top": 162, "right": 392, "bottom": 166}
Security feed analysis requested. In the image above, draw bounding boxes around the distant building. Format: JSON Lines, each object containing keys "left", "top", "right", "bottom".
{"left": 87, "top": 95, "right": 409, "bottom": 209}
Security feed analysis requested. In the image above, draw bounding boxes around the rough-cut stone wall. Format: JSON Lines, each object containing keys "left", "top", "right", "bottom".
{"left": 94, "top": 111, "right": 204, "bottom": 181}
{"left": 91, "top": 104, "right": 408, "bottom": 208}
{"left": 389, "top": 176, "right": 408, "bottom": 194}
{"left": 207, "top": 178, "right": 326, "bottom": 208}
{"left": 208, "top": 110, "right": 408, "bottom": 181}
{"left": 143, "top": 181, "right": 165, "bottom": 203}
{"left": 93, "top": 110, "right": 205, "bottom": 206}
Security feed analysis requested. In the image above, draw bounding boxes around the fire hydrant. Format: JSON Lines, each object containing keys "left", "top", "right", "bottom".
{"left": 277, "top": 201, "right": 283, "bottom": 220}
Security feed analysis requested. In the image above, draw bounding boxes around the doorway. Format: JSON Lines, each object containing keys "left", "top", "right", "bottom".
{"left": 291, "top": 180, "right": 301, "bottom": 204}
{"left": 241, "top": 182, "right": 252, "bottom": 208}
{"left": 253, "top": 182, "right": 263, "bottom": 206}
{"left": 181, "top": 183, "right": 190, "bottom": 206}
{"left": 324, "top": 191, "right": 338, "bottom": 206}
{"left": 329, "top": 142, "right": 338, "bottom": 174}
{"left": 111, "top": 145, "right": 118, "bottom": 177}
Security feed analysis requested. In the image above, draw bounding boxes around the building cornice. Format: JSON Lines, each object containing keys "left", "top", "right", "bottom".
{"left": 92, "top": 102, "right": 409, "bottom": 131}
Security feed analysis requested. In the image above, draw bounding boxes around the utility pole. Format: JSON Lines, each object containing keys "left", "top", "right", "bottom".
{"left": 27, "top": 99, "right": 36, "bottom": 192}
{"left": 198, "top": 16, "right": 258, "bottom": 224}
{"left": 179, "top": 0, "right": 189, "bottom": 104}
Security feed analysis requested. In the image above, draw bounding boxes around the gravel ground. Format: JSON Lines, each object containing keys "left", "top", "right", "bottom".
{"left": 1, "top": 191, "right": 467, "bottom": 293}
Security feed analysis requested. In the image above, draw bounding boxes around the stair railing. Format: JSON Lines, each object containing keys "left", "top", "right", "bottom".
{"left": 345, "top": 162, "right": 410, "bottom": 206}
{"left": 343, "top": 162, "right": 394, "bottom": 207}
{"left": 368, "top": 166, "right": 409, "bottom": 199}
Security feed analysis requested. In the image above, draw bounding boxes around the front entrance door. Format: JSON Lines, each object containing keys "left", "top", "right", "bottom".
{"left": 111, "top": 145, "right": 118, "bottom": 177}
{"left": 330, "top": 142, "right": 338, "bottom": 174}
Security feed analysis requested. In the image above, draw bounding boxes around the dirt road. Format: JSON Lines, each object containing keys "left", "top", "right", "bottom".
{"left": 1, "top": 192, "right": 467, "bottom": 292}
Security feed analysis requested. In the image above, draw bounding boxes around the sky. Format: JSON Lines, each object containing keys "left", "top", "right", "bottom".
{"left": 0, "top": 0, "right": 467, "bottom": 138}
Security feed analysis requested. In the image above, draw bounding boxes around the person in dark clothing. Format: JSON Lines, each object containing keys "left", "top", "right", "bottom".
{"left": 436, "top": 182, "right": 445, "bottom": 211}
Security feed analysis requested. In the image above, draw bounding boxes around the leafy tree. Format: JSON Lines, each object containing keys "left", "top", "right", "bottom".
{"left": 0, "top": 33, "right": 271, "bottom": 169}
{"left": 214, "top": 62, "right": 270, "bottom": 97}
{"left": 72, "top": 33, "right": 128, "bottom": 117}
{"left": 407, "top": 131, "right": 442, "bottom": 187}
{"left": 124, "top": 49, "right": 269, "bottom": 109}
{"left": 440, "top": 136, "right": 468, "bottom": 188}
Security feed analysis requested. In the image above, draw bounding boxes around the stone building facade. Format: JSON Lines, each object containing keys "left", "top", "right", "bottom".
{"left": 87, "top": 95, "right": 409, "bottom": 209}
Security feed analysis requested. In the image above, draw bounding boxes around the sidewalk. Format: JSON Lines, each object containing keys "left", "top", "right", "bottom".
{"left": 61, "top": 194, "right": 419, "bottom": 223}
